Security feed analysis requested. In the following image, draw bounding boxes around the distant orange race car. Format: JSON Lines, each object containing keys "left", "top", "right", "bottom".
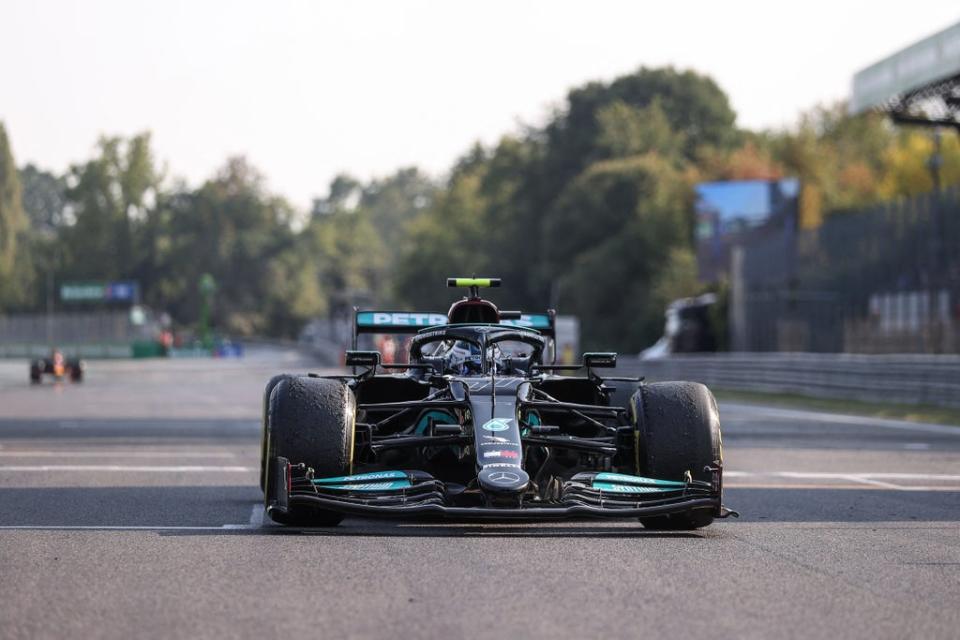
{"left": 30, "top": 350, "right": 84, "bottom": 384}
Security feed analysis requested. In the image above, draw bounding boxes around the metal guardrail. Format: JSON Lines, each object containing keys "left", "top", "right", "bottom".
{"left": 616, "top": 353, "right": 960, "bottom": 409}
{"left": 0, "top": 343, "right": 134, "bottom": 359}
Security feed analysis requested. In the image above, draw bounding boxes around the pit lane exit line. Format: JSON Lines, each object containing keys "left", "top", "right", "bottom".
{"left": 0, "top": 525, "right": 264, "bottom": 531}
{"left": 725, "top": 471, "right": 960, "bottom": 491}
{"left": 0, "top": 451, "right": 237, "bottom": 458}
{"left": 0, "top": 465, "right": 255, "bottom": 472}
{"left": 725, "top": 471, "right": 960, "bottom": 481}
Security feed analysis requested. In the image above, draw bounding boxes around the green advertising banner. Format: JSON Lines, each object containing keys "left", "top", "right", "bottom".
{"left": 851, "top": 21, "right": 960, "bottom": 113}
{"left": 60, "top": 283, "right": 107, "bottom": 301}
{"left": 60, "top": 281, "right": 139, "bottom": 303}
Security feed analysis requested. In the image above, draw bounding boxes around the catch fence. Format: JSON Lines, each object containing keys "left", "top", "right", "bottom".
{"left": 735, "top": 186, "right": 960, "bottom": 353}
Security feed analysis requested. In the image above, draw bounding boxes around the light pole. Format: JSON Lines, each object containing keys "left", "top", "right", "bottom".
{"left": 927, "top": 129, "right": 944, "bottom": 352}
{"left": 198, "top": 273, "right": 216, "bottom": 349}
{"left": 45, "top": 246, "right": 59, "bottom": 350}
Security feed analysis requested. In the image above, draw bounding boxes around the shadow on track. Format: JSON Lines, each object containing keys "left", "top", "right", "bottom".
{"left": 160, "top": 525, "right": 707, "bottom": 539}
{"left": 726, "top": 487, "right": 960, "bottom": 522}
{"left": 1, "top": 486, "right": 956, "bottom": 533}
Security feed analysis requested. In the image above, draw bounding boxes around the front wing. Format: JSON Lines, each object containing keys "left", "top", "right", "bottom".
{"left": 266, "top": 457, "right": 736, "bottom": 521}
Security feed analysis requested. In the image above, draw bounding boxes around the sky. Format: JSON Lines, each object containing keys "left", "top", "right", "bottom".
{"left": 2, "top": 1, "right": 958, "bottom": 210}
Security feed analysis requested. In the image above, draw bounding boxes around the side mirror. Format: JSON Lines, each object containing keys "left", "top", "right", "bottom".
{"left": 345, "top": 350, "right": 381, "bottom": 368}
{"left": 499, "top": 310, "right": 522, "bottom": 320}
{"left": 583, "top": 352, "right": 617, "bottom": 369}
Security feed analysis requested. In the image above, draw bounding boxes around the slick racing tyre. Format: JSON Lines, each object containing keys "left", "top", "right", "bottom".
{"left": 29, "top": 361, "right": 43, "bottom": 384}
{"left": 260, "top": 374, "right": 297, "bottom": 491}
{"left": 68, "top": 360, "right": 84, "bottom": 383}
{"left": 264, "top": 376, "right": 356, "bottom": 527}
{"left": 631, "top": 381, "right": 722, "bottom": 530}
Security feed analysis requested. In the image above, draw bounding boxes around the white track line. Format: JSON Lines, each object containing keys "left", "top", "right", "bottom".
{"left": 248, "top": 504, "right": 265, "bottom": 527}
{"left": 719, "top": 402, "right": 960, "bottom": 435}
{"left": 724, "top": 471, "right": 960, "bottom": 491}
{"left": 776, "top": 472, "right": 960, "bottom": 482}
{"left": 0, "top": 465, "right": 255, "bottom": 472}
{"left": 0, "top": 451, "right": 237, "bottom": 458}
{"left": 844, "top": 476, "right": 905, "bottom": 490}
{"left": 727, "top": 471, "right": 960, "bottom": 481}
{"left": 0, "top": 505, "right": 270, "bottom": 532}
{"left": 725, "top": 483, "right": 960, "bottom": 491}
{"left": 0, "top": 525, "right": 258, "bottom": 531}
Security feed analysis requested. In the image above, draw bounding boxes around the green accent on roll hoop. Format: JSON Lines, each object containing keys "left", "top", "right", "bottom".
{"left": 453, "top": 278, "right": 493, "bottom": 287}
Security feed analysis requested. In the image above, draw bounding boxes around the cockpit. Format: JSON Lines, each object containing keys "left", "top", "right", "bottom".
{"left": 411, "top": 327, "right": 545, "bottom": 377}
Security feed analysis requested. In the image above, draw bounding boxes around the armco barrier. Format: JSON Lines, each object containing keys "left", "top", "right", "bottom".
{"left": 615, "top": 353, "right": 960, "bottom": 409}
{"left": 0, "top": 343, "right": 134, "bottom": 359}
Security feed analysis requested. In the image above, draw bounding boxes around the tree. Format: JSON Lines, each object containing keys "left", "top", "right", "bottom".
{"left": 543, "top": 154, "right": 691, "bottom": 350}
{"left": 542, "top": 66, "right": 738, "bottom": 184}
{"left": 394, "top": 163, "right": 489, "bottom": 311}
{"left": 595, "top": 99, "right": 685, "bottom": 161}
{"left": 879, "top": 130, "right": 960, "bottom": 199}
{"left": 61, "top": 133, "right": 161, "bottom": 280}
{"left": 0, "top": 123, "right": 30, "bottom": 308}
{"left": 312, "top": 173, "right": 362, "bottom": 216}
{"left": 19, "top": 164, "right": 67, "bottom": 233}
{"left": 358, "top": 167, "right": 435, "bottom": 258}
{"left": 764, "top": 103, "right": 896, "bottom": 212}
{"left": 696, "top": 140, "right": 783, "bottom": 181}
{"left": 151, "top": 157, "right": 300, "bottom": 335}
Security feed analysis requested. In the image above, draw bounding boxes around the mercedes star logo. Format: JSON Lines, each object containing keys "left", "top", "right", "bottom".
{"left": 489, "top": 471, "right": 520, "bottom": 484}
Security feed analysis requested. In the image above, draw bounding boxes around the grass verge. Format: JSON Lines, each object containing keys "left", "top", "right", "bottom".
{"left": 712, "top": 388, "right": 960, "bottom": 427}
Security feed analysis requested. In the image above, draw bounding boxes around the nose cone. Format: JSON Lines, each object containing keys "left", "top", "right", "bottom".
{"left": 478, "top": 466, "right": 530, "bottom": 494}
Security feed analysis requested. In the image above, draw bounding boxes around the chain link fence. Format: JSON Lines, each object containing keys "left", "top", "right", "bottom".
{"left": 735, "top": 186, "right": 960, "bottom": 353}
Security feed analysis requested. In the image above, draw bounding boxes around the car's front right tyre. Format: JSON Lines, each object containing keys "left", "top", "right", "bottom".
{"left": 263, "top": 376, "right": 356, "bottom": 527}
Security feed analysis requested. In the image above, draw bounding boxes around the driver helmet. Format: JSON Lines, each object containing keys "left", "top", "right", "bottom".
{"left": 446, "top": 340, "right": 482, "bottom": 375}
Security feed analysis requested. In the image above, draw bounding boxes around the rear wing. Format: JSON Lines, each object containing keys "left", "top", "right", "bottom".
{"left": 352, "top": 309, "right": 556, "bottom": 349}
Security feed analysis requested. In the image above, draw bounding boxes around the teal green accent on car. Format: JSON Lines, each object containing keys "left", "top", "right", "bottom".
{"left": 356, "top": 311, "right": 448, "bottom": 328}
{"left": 595, "top": 472, "right": 687, "bottom": 487}
{"left": 521, "top": 410, "right": 540, "bottom": 437}
{"left": 322, "top": 480, "right": 413, "bottom": 491}
{"left": 501, "top": 314, "right": 551, "bottom": 329}
{"left": 482, "top": 418, "right": 511, "bottom": 432}
{"left": 313, "top": 471, "right": 407, "bottom": 484}
{"left": 591, "top": 482, "right": 678, "bottom": 494}
{"left": 414, "top": 410, "right": 457, "bottom": 435}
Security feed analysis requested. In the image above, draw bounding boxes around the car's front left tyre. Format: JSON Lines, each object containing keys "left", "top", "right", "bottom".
{"left": 630, "top": 381, "right": 722, "bottom": 531}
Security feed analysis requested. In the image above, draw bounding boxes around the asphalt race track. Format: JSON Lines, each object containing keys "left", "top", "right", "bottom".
{"left": 1, "top": 351, "right": 958, "bottom": 639}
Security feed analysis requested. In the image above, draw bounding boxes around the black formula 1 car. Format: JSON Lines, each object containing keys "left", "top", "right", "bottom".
{"left": 261, "top": 278, "right": 736, "bottom": 529}
{"left": 30, "top": 349, "right": 84, "bottom": 384}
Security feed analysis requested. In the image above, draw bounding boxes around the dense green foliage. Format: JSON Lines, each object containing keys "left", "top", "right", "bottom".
{"left": 1, "top": 66, "right": 958, "bottom": 350}
{"left": 0, "top": 124, "right": 31, "bottom": 307}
